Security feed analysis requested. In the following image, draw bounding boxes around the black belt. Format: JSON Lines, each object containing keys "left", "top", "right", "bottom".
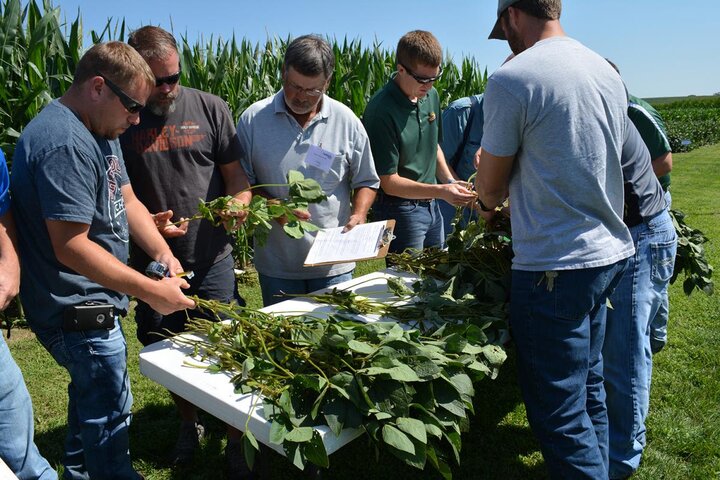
{"left": 376, "top": 193, "right": 433, "bottom": 206}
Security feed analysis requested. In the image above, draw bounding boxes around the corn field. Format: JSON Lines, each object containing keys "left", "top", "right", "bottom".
{"left": 0, "top": 0, "right": 488, "bottom": 162}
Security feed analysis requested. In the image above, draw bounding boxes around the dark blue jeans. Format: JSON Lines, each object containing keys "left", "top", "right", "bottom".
{"left": 34, "top": 321, "right": 141, "bottom": 480}
{"left": 136, "top": 253, "right": 244, "bottom": 346}
{"left": 372, "top": 198, "right": 444, "bottom": 255}
{"left": 258, "top": 271, "right": 354, "bottom": 307}
{"left": 510, "top": 259, "right": 628, "bottom": 479}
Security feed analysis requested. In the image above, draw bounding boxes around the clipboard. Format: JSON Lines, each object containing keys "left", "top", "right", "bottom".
{"left": 303, "top": 219, "right": 396, "bottom": 267}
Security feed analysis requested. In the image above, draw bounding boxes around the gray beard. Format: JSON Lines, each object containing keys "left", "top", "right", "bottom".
{"left": 149, "top": 100, "right": 176, "bottom": 116}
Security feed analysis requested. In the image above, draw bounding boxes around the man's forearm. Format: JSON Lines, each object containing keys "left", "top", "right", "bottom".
{"left": 123, "top": 185, "right": 174, "bottom": 261}
{"left": 350, "top": 187, "right": 377, "bottom": 218}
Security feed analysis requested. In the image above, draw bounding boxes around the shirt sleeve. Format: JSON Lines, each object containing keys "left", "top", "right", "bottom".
{"left": 0, "top": 150, "right": 10, "bottom": 216}
{"left": 236, "top": 111, "right": 256, "bottom": 185}
{"left": 628, "top": 104, "right": 672, "bottom": 160}
{"left": 213, "top": 98, "right": 244, "bottom": 166}
{"left": 362, "top": 106, "right": 401, "bottom": 176}
{"left": 440, "top": 99, "right": 471, "bottom": 165}
{"left": 480, "top": 77, "right": 524, "bottom": 158}
{"left": 348, "top": 121, "right": 381, "bottom": 190}
{"left": 36, "top": 145, "right": 101, "bottom": 224}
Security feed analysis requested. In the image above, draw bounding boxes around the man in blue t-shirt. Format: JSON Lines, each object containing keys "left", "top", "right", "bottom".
{"left": 0, "top": 150, "right": 56, "bottom": 479}
{"left": 11, "top": 42, "right": 195, "bottom": 480}
{"left": 438, "top": 94, "right": 484, "bottom": 234}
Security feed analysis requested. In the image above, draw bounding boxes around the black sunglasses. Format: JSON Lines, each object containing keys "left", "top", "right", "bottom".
{"left": 96, "top": 72, "right": 144, "bottom": 114}
{"left": 400, "top": 63, "right": 443, "bottom": 84}
{"left": 155, "top": 69, "right": 182, "bottom": 87}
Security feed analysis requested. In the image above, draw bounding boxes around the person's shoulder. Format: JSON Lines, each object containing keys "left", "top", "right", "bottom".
{"left": 240, "top": 93, "right": 276, "bottom": 121}
{"left": 365, "top": 82, "right": 393, "bottom": 109}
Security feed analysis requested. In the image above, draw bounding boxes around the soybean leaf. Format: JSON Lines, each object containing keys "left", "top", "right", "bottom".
{"left": 283, "top": 221, "right": 304, "bottom": 239}
{"left": 382, "top": 424, "right": 415, "bottom": 455}
{"left": 386, "top": 434, "right": 427, "bottom": 470}
{"left": 426, "top": 445, "right": 453, "bottom": 480}
{"left": 347, "top": 339, "right": 376, "bottom": 355}
{"left": 269, "top": 420, "right": 289, "bottom": 445}
{"left": 283, "top": 441, "right": 305, "bottom": 471}
{"left": 285, "top": 426, "right": 314, "bottom": 443}
{"left": 396, "top": 417, "right": 427, "bottom": 444}
{"left": 242, "top": 431, "right": 258, "bottom": 470}
{"left": 302, "top": 430, "right": 329, "bottom": 469}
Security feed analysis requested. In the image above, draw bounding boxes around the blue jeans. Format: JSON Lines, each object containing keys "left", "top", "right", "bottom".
{"left": 603, "top": 210, "right": 677, "bottom": 479}
{"left": 649, "top": 190, "right": 673, "bottom": 353}
{"left": 136, "top": 254, "right": 244, "bottom": 346}
{"left": 510, "top": 259, "right": 628, "bottom": 479}
{"left": 372, "top": 198, "right": 444, "bottom": 256}
{"left": 33, "top": 322, "right": 141, "bottom": 480}
{"left": 258, "top": 271, "right": 353, "bottom": 307}
{"left": 438, "top": 199, "right": 477, "bottom": 237}
{"left": 0, "top": 335, "right": 57, "bottom": 480}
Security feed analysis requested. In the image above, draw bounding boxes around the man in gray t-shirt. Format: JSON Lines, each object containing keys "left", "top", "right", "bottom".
{"left": 238, "top": 35, "right": 379, "bottom": 307}
{"left": 11, "top": 42, "right": 193, "bottom": 480}
{"left": 476, "top": 1, "right": 634, "bottom": 477}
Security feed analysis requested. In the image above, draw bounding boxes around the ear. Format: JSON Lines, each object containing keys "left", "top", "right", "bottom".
{"left": 88, "top": 76, "right": 105, "bottom": 102}
{"left": 507, "top": 6, "right": 522, "bottom": 28}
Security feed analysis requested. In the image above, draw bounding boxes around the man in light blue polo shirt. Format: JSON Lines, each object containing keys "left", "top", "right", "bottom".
{"left": 237, "top": 35, "right": 379, "bottom": 306}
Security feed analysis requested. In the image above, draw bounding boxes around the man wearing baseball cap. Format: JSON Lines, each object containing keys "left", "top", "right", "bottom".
{"left": 475, "top": 1, "right": 636, "bottom": 477}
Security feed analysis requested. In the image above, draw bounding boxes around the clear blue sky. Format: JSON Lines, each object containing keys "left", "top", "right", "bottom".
{"left": 57, "top": 0, "right": 718, "bottom": 99}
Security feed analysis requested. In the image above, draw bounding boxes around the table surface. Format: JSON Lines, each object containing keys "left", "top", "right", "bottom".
{"left": 138, "top": 269, "right": 415, "bottom": 456}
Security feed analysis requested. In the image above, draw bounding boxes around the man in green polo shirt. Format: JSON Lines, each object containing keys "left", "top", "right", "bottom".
{"left": 627, "top": 93, "right": 674, "bottom": 354}
{"left": 363, "top": 30, "right": 475, "bottom": 255}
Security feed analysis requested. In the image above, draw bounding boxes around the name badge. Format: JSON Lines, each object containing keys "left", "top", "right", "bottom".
{"left": 305, "top": 144, "right": 335, "bottom": 173}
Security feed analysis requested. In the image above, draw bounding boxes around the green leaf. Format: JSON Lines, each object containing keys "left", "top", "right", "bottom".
{"left": 444, "top": 430, "right": 462, "bottom": 464}
{"left": 283, "top": 441, "right": 305, "bottom": 470}
{"left": 284, "top": 426, "right": 314, "bottom": 443}
{"left": 426, "top": 444, "right": 453, "bottom": 480}
{"left": 396, "top": 417, "right": 427, "bottom": 444}
{"left": 283, "top": 221, "right": 304, "bottom": 238}
{"left": 347, "top": 339, "right": 376, "bottom": 355}
{"left": 294, "top": 374, "right": 327, "bottom": 392}
{"left": 242, "top": 433, "right": 257, "bottom": 470}
{"left": 300, "top": 220, "right": 320, "bottom": 232}
{"left": 322, "top": 396, "right": 362, "bottom": 436}
{"left": 444, "top": 371, "right": 475, "bottom": 400}
{"left": 269, "top": 420, "right": 289, "bottom": 445}
{"left": 382, "top": 424, "right": 415, "bottom": 455}
{"left": 302, "top": 430, "right": 329, "bottom": 469}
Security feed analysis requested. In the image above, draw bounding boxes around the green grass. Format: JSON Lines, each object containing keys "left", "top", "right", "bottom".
{"left": 8, "top": 145, "right": 720, "bottom": 478}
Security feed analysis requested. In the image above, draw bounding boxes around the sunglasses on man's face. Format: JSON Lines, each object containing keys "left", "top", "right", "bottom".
{"left": 400, "top": 63, "right": 443, "bottom": 85}
{"left": 155, "top": 70, "right": 182, "bottom": 87}
{"left": 96, "top": 72, "right": 145, "bottom": 114}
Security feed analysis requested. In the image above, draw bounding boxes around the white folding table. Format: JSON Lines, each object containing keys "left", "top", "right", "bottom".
{"left": 138, "top": 269, "right": 415, "bottom": 456}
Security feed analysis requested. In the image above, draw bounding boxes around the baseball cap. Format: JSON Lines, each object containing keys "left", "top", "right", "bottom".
{"left": 489, "top": 0, "right": 519, "bottom": 40}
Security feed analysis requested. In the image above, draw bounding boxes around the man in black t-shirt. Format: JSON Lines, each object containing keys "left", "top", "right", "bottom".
{"left": 120, "top": 26, "right": 252, "bottom": 474}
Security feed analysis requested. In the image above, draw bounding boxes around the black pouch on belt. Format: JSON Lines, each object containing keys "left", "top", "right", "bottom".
{"left": 62, "top": 301, "right": 115, "bottom": 331}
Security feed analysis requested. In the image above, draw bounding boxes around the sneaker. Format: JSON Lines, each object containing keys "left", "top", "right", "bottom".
{"left": 171, "top": 421, "right": 205, "bottom": 466}
{"left": 225, "top": 439, "right": 257, "bottom": 480}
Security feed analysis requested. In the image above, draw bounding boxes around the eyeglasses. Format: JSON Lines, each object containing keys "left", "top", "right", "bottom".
{"left": 400, "top": 63, "right": 443, "bottom": 84}
{"left": 96, "top": 72, "right": 145, "bottom": 114}
{"left": 155, "top": 69, "right": 182, "bottom": 87}
{"left": 284, "top": 78, "right": 325, "bottom": 98}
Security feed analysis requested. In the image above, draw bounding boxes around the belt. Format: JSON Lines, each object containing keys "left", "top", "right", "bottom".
{"left": 376, "top": 193, "right": 433, "bottom": 206}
